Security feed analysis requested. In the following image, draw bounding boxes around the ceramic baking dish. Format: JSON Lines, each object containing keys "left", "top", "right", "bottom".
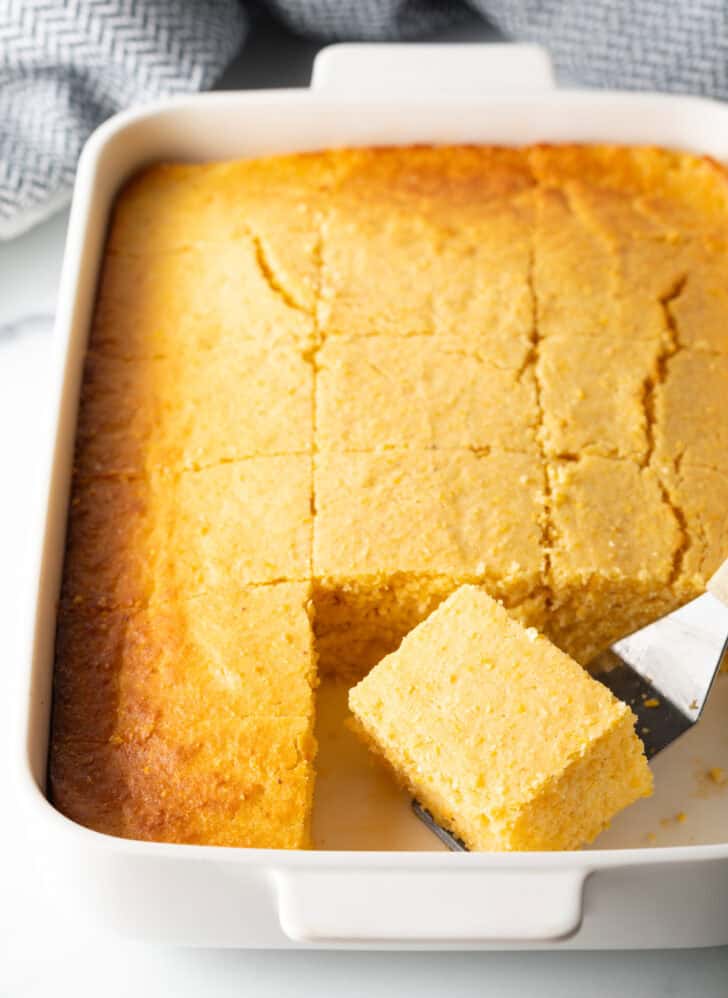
{"left": 16, "top": 43, "right": 728, "bottom": 949}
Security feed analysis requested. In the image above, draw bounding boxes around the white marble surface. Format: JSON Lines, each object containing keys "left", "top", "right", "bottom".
{"left": 2, "top": 14, "right": 728, "bottom": 996}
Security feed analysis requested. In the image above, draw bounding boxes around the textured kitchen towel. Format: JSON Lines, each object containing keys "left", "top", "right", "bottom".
{"left": 0, "top": 0, "right": 247, "bottom": 239}
{"left": 4, "top": 0, "right": 728, "bottom": 239}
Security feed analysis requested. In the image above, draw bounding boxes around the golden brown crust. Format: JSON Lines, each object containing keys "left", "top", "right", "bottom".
{"left": 52, "top": 143, "right": 728, "bottom": 848}
{"left": 50, "top": 585, "right": 317, "bottom": 846}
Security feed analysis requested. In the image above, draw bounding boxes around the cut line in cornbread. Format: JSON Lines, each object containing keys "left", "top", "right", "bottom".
{"left": 349, "top": 586, "right": 653, "bottom": 852}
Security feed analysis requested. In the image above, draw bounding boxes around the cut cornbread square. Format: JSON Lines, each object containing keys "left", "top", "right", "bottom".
{"left": 62, "top": 457, "right": 311, "bottom": 609}
{"left": 349, "top": 585, "right": 652, "bottom": 851}
{"left": 60, "top": 474, "right": 166, "bottom": 610}
{"left": 164, "top": 456, "right": 312, "bottom": 595}
{"left": 538, "top": 335, "right": 659, "bottom": 461}
{"left": 313, "top": 448, "right": 546, "bottom": 676}
{"left": 547, "top": 456, "right": 683, "bottom": 664}
{"left": 315, "top": 335, "right": 539, "bottom": 453}
{"left": 319, "top": 207, "right": 533, "bottom": 369}
{"left": 542, "top": 181, "right": 693, "bottom": 363}
{"left": 531, "top": 185, "right": 621, "bottom": 341}
{"left": 52, "top": 584, "right": 316, "bottom": 744}
{"left": 50, "top": 716, "right": 316, "bottom": 848}
{"left": 531, "top": 185, "right": 666, "bottom": 344}
{"left": 74, "top": 341, "right": 313, "bottom": 476}
{"left": 653, "top": 352, "right": 728, "bottom": 472}
{"left": 314, "top": 447, "right": 545, "bottom": 591}
{"left": 319, "top": 148, "right": 535, "bottom": 367}
{"left": 107, "top": 154, "right": 337, "bottom": 311}
{"left": 318, "top": 207, "right": 443, "bottom": 339}
{"left": 91, "top": 242, "right": 314, "bottom": 359}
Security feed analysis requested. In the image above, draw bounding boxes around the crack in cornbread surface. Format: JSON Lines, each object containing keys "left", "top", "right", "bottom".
{"left": 51, "top": 144, "right": 728, "bottom": 847}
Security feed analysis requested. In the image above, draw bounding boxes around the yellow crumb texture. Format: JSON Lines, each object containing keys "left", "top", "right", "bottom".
{"left": 349, "top": 586, "right": 653, "bottom": 851}
{"left": 51, "top": 144, "right": 728, "bottom": 848}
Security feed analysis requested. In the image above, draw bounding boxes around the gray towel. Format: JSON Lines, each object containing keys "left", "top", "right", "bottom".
{"left": 3, "top": 0, "right": 728, "bottom": 238}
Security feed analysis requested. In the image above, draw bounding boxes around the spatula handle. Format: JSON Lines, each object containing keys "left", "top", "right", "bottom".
{"left": 707, "top": 559, "right": 728, "bottom": 608}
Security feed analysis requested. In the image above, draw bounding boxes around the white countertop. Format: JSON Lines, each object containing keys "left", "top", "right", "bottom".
{"left": 2, "top": 15, "right": 727, "bottom": 996}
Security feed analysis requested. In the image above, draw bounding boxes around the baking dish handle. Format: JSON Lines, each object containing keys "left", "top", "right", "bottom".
{"left": 311, "top": 43, "right": 556, "bottom": 97}
{"left": 274, "top": 867, "right": 586, "bottom": 944}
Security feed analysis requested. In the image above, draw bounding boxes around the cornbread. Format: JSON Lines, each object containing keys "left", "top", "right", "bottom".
{"left": 61, "top": 458, "right": 312, "bottom": 609}
{"left": 51, "top": 143, "right": 728, "bottom": 849}
{"left": 74, "top": 341, "right": 313, "bottom": 476}
{"left": 653, "top": 352, "right": 728, "bottom": 471}
{"left": 93, "top": 242, "right": 315, "bottom": 359}
{"left": 315, "top": 335, "right": 539, "bottom": 453}
{"left": 349, "top": 586, "right": 653, "bottom": 851}
{"left": 547, "top": 456, "right": 683, "bottom": 663}
{"left": 313, "top": 447, "right": 546, "bottom": 675}
{"left": 537, "top": 336, "right": 660, "bottom": 461}
{"left": 51, "top": 585, "right": 316, "bottom": 846}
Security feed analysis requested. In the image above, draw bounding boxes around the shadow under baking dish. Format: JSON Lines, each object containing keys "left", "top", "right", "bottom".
{"left": 311, "top": 675, "right": 728, "bottom": 851}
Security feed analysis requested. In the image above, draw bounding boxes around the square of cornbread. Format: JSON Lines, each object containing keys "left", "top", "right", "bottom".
{"left": 91, "top": 242, "right": 314, "bottom": 359}
{"left": 530, "top": 185, "right": 667, "bottom": 345}
{"left": 320, "top": 205, "right": 534, "bottom": 370}
{"left": 74, "top": 341, "right": 313, "bottom": 476}
{"left": 552, "top": 180, "right": 689, "bottom": 301}
{"left": 62, "top": 457, "right": 312, "bottom": 608}
{"left": 319, "top": 148, "right": 535, "bottom": 367}
{"left": 52, "top": 583, "right": 316, "bottom": 741}
{"left": 50, "top": 716, "right": 316, "bottom": 847}
{"left": 106, "top": 154, "right": 338, "bottom": 312}
{"left": 52, "top": 584, "right": 318, "bottom": 847}
{"left": 314, "top": 448, "right": 545, "bottom": 587}
{"left": 349, "top": 585, "right": 652, "bottom": 851}
{"left": 313, "top": 448, "right": 546, "bottom": 676}
{"left": 165, "top": 456, "right": 312, "bottom": 596}
{"left": 547, "top": 456, "right": 683, "bottom": 664}
{"left": 538, "top": 335, "right": 659, "bottom": 462}
{"left": 315, "top": 335, "right": 539, "bottom": 453}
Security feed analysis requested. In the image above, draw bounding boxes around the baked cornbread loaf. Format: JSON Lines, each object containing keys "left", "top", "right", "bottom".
{"left": 51, "top": 144, "right": 728, "bottom": 848}
{"left": 349, "top": 586, "right": 653, "bottom": 851}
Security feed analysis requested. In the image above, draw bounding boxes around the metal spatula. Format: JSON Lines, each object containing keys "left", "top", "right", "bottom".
{"left": 415, "top": 559, "right": 728, "bottom": 851}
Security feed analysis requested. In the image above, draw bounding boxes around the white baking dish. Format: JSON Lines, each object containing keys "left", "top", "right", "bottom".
{"left": 16, "top": 43, "right": 728, "bottom": 949}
